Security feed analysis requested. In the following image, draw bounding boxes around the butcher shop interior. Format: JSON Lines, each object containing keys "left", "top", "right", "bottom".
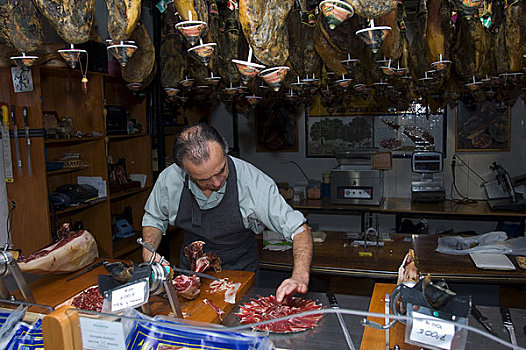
{"left": 1, "top": 0, "right": 526, "bottom": 348}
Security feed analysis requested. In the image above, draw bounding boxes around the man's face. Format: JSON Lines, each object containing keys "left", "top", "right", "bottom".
{"left": 183, "top": 141, "right": 228, "bottom": 193}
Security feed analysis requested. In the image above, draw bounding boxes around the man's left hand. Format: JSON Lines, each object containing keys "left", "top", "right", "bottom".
{"left": 276, "top": 275, "right": 309, "bottom": 303}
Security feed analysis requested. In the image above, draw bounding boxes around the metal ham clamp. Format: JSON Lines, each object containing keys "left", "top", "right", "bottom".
{"left": 136, "top": 238, "right": 183, "bottom": 318}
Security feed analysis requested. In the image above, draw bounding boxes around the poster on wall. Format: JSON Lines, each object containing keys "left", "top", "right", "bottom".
{"left": 255, "top": 103, "right": 299, "bottom": 152}
{"left": 456, "top": 101, "right": 510, "bottom": 152}
{"left": 305, "top": 115, "right": 374, "bottom": 157}
{"left": 374, "top": 113, "right": 445, "bottom": 157}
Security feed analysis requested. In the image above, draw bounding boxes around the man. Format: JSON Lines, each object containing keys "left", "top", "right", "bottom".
{"left": 142, "top": 123, "right": 312, "bottom": 302}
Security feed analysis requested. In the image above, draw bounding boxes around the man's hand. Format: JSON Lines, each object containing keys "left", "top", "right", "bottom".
{"left": 275, "top": 225, "right": 312, "bottom": 303}
{"left": 276, "top": 275, "right": 309, "bottom": 303}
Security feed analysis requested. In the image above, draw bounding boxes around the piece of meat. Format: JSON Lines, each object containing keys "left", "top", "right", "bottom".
{"left": 122, "top": 23, "right": 155, "bottom": 85}
{"left": 184, "top": 241, "right": 205, "bottom": 271}
{"left": 376, "top": 6, "right": 400, "bottom": 60}
{"left": 397, "top": 249, "right": 419, "bottom": 285}
{"left": 409, "top": 0, "right": 429, "bottom": 80}
{"left": 203, "top": 298, "right": 226, "bottom": 320}
{"left": 215, "top": 5, "right": 241, "bottom": 84}
{"left": 33, "top": 0, "right": 95, "bottom": 44}
{"left": 174, "top": 0, "right": 208, "bottom": 23}
{"left": 452, "top": 16, "right": 491, "bottom": 80}
{"left": 208, "top": 278, "right": 241, "bottom": 304}
{"left": 0, "top": 0, "right": 43, "bottom": 54}
{"left": 71, "top": 286, "right": 104, "bottom": 312}
{"left": 426, "top": 0, "right": 453, "bottom": 64}
{"left": 239, "top": 0, "right": 293, "bottom": 66}
{"left": 344, "top": 0, "right": 397, "bottom": 18}
{"left": 504, "top": 1, "right": 526, "bottom": 73}
{"left": 172, "top": 274, "right": 201, "bottom": 299}
{"left": 236, "top": 295, "right": 324, "bottom": 333}
{"left": 104, "top": 0, "right": 141, "bottom": 41}
{"left": 17, "top": 230, "right": 98, "bottom": 275}
{"left": 160, "top": 3, "right": 188, "bottom": 88}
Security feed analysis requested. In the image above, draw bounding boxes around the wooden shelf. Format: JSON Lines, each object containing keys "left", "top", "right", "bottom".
{"left": 164, "top": 125, "right": 185, "bottom": 135}
{"left": 47, "top": 165, "right": 89, "bottom": 176}
{"left": 55, "top": 197, "right": 107, "bottom": 216}
{"left": 110, "top": 186, "right": 150, "bottom": 201}
{"left": 113, "top": 232, "right": 141, "bottom": 257}
{"left": 45, "top": 136, "right": 104, "bottom": 146}
{"left": 107, "top": 133, "right": 148, "bottom": 141}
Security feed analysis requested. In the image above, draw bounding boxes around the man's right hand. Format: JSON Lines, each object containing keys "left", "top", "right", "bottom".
{"left": 141, "top": 226, "right": 164, "bottom": 263}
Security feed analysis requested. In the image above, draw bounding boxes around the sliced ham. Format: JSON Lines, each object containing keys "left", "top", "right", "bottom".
{"left": 397, "top": 249, "right": 419, "bottom": 285}
{"left": 17, "top": 230, "right": 98, "bottom": 275}
{"left": 172, "top": 274, "right": 201, "bottom": 300}
{"left": 236, "top": 295, "right": 324, "bottom": 333}
{"left": 203, "top": 298, "right": 226, "bottom": 321}
{"left": 208, "top": 278, "right": 241, "bottom": 304}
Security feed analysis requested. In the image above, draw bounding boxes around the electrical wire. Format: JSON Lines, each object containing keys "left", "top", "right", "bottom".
{"left": 453, "top": 154, "right": 487, "bottom": 183}
{"left": 450, "top": 156, "right": 476, "bottom": 204}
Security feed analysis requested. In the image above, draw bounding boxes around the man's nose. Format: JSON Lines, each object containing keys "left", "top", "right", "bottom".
{"left": 210, "top": 176, "right": 222, "bottom": 188}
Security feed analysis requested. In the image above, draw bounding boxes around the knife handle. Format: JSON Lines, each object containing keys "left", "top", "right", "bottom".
{"left": 10, "top": 106, "right": 16, "bottom": 126}
{"left": 501, "top": 307, "right": 512, "bottom": 324}
{"left": 1, "top": 105, "right": 8, "bottom": 126}
{"left": 23, "top": 107, "right": 28, "bottom": 127}
{"left": 327, "top": 291, "right": 339, "bottom": 308}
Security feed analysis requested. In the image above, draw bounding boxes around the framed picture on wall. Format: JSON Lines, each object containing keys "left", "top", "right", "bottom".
{"left": 456, "top": 101, "right": 511, "bottom": 152}
{"left": 374, "top": 113, "right": 446, "bottom": 157}
{"left": 305, "top": 115, "right": 374, "bottom": 157}
{"left": 255, "top": 103, "right": 299, "bottom": 152}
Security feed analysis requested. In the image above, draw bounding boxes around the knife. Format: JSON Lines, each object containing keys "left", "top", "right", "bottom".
{"left": 22, "top": 107, "right": 31, "bottom": 177}
{"left": 66, "top": 260, "right": 107, "bottom": 281}
{"left": 1, "top": 105, "right": 13, "bottom": 182}
{"left": 471, "top": 304, "right": 497, "bottom": 336}
{"left": 500, "top": 307, "right": 518, "bottom": 349}
{"left": 327, "top": 291, "right": 356, "bottom": 350}
{"left": 171, "top": 266, "right": 220, "bottom": 281}
{"left": 10, "top": 106, "right": 22, "bottom": 175}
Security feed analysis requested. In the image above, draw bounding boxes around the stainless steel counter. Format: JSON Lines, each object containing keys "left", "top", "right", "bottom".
{"left": 223, "top": 286, "right": 526, "bottom": 350}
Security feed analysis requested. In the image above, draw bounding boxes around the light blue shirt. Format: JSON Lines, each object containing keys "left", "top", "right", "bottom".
{"left": 142, "top": 157, "right": 306, "bottom": 241}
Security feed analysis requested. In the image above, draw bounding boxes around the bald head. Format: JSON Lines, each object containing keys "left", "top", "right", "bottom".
{"left": 173, "top": 123, "right": 228, "bottom": 168}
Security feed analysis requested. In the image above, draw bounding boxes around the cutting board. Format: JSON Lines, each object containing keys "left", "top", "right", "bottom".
{"left": 360, "top": 283, "right": 420, "bottom": 350}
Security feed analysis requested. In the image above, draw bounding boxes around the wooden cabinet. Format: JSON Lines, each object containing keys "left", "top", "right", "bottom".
{"left": 0, "top": 66, "right": 152, "bottom": 260}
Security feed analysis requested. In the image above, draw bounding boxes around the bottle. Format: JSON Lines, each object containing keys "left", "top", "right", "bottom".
{"left": 321, "top": 173, "right": 330, "bottom": 199}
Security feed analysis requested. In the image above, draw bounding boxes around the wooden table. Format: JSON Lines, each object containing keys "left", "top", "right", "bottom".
{"left": 259, "top": 232, "right": 413, "bottom": 279}
{"left": 292, "top": 197, "right": 526, "bottom": 232}
{"left": 259, "top": 233, "right": 526, "bottom": 284}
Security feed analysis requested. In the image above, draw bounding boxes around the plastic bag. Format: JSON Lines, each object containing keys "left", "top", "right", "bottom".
{"left": 435, "top": 231, "right": 510, "bottom": 255}
{"left": 122, "top": 309, "right": 274, "bottom": 350}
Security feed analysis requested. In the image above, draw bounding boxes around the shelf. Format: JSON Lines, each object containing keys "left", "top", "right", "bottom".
{"left": 164, "top": 125, "right": 185, "bottom": 135}
{"left": 110, "top": 186, "right": 150, "bottom": 201}
{"left": 113, "top": 232, "right": 141, "bottom": 257}
{"left": 107, "top": 133, "right": 148, "bottom": 141}
{"left": 47, "top": 165, "right": 90, "bottom": 176}
{"left": 55, "top": 197, "right": 107, "bottom": 216}
{"left": 45, "top": 136, "right": 104, "bottom": 146}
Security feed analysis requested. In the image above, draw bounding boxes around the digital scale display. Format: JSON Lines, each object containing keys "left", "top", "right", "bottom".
{"left": 412, "top": 152, "right": 443, "bottom": 173}
{"left": 337, "top": 187, "right": 373, "bottom": 199}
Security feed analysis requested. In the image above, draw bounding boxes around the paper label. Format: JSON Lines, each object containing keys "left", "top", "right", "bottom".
{"left": 79, "top": 317, "right": 126, "bottom": 350}
{"left": 111, "top": 279, "right": 148, "bottom": 312}
{"left": 409, "top": 311, "right": 455, "bottom": 350}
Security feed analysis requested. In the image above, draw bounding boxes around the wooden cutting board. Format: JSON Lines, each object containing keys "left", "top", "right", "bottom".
{"left": 360, "top": 283, "right": 420, "bottom": 350}
{"left": 15, "top": 259, "right": 255, "bottom": 323}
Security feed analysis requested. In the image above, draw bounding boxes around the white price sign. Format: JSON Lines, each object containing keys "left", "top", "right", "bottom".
{"left": 409, "top": 311, "right": 455, "bottom": 350}
{"left": 79, "top": 317, "right": 126, "bottom": 350}
{"left": 111, "top": 279, "right": 148, "bottom": 312}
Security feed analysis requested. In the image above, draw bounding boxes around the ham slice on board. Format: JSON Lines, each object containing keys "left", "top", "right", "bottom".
{"left": 17, "top": 230, "right": 98, "bottom": 275}
{"left": 236, "top": 295, "right": 324, "bottom": 333}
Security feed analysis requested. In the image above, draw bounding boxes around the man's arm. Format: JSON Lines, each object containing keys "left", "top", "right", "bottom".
{"left": 276, "top": 224, "right": 313, "bottom": 302}
{"left": 142, "top": 226, "right": 164, "bottom": 262}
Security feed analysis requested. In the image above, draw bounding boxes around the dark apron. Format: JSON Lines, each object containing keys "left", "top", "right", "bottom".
{"left": 174, "top": 156, "right": 258, "bottom": 271}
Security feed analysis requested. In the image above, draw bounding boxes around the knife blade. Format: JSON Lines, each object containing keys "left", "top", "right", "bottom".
{"left": 22, "top": 107, "right": 31, "bottom": 177}
{"left": 10, "top": 106, "right": 22, "bottom": 175}
{"left": 327, "top": 291, "right": 356, "bottom": 350}
{"left": 1, "top": 105, "right": 13, "bottom": 182}
{"left": 500, "top": 307, "right": 518, "bottom": 349}
{"left": 171, "top": 266, "right": 220, "bottom": 281}
{"left": 471, "top": 304, "right": 497, "bottom": 336}
{"left": 66, "top": 260, "right": 107, "bottom": 281}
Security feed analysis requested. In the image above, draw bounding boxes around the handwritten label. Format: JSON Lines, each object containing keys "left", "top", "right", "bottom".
{"left": 111, "top": 280, "right": 148, "bottom": 312}
{"left": 79, "top": 317, "right": 126, "bottom": 350}
{"left": 409, "top": 311, "right": 455, "bottom": 350}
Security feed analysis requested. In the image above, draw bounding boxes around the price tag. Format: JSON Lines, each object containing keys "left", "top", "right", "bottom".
{"left": 409, "top": 311, "right": 455, "bottom": 350}
{"left": 110, "top": 279, "right": 148, "bottom": 312}
{"left": 79, "top": 317, "right": 126, "bottom": 350}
